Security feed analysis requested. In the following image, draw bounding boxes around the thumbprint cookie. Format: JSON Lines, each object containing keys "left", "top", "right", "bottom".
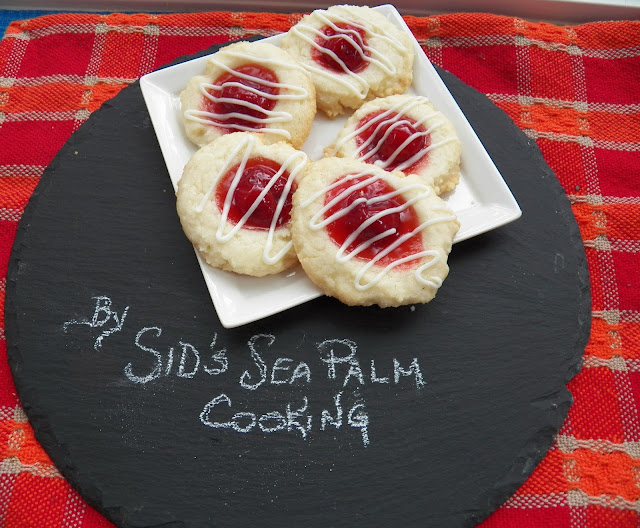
{"left": 180, "top": 41, "right": 316, "bottom": 149}
{"left": 325, "top": 95, "right": 462, "bottom": 195}
{"left": 176, "top": 132, "right": 308, "bottom": 277}
{"left": 291, "top": 157, "right": 460, "bottom": 307}
{"left": 280, "top": 5, "right": 414, "bottom": 118}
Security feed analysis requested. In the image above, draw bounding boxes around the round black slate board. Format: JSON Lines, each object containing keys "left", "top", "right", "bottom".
{"left": 5, "top": 44, "right": 589, "bottom": 528}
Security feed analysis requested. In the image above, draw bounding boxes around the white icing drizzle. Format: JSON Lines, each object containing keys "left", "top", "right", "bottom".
{"left": 302, "top": 170, "right": 456, "bottom": 290}
{"left": 184, "top": 50, "right": 309, "bottom": 138}
{"left": 195, "top": 134, "right": 307, "bottom": 265}
{"left": 291, "top": 7, "right": 409, "bottom": 98}
{"left": 332, "top": 96, "right": 456, "bottom": 172}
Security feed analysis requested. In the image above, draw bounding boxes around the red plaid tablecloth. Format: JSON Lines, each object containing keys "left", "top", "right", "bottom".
{"left": 0, "top": 10, "right": 639, "bottom": 528}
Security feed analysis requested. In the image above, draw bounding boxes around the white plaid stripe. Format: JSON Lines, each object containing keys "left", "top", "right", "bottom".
{"left": 514, "top": 20, "right": 533, "bottom": 133}
{"left": 593, "top": 309, "right": 640, "bottom": 324}
{"left": 583, "top": 47, "right": 640, "bottom": 60}
{"left": 0, "top": 31, "right": 29, "bottom": 89}
{"left": 503, "top": 492, "right": 568, "bottom": 508}
{"left": 585, "top": 356, "right": 640, "bottom": 373}
{"left": 8, "top": 21, "right": 255, "bottom": 40}
{"left": 504, "top": 490, "right": 640, "bottom": 513}
{"left": 0, "top": 164, "right": 45, "bottom": 178}
{"left": 556, "top": 434, "right": 640, "bottom": 458}
{"left": 73, "top": 108, "right": 91, "bottom": 130}
{"left": 569, "top": 194, "right": 640, "bottom": 206}
{"left": 420, "top": 37, "right": 443, "bottom": 68}
{"left": 13, "top": 407, "right": 26, "bottom": 423}
{"left": 430, "top": 33, "right": 639, "bottom": 61}
{"left": 0, "top": 24, "right": 30, "bottom": 144}
{"left": 570, "top": 489, "right": 640, "bottom": 512}
{"left": 436, "top": 34, "right": 519, "bottom": 48}
{"left": 0, "top": 475, "right": 17, "bottom": 528}
{"left": 0, "top": 74, "right": 137, "bottom": 86}
{"left": 61, "top": 489, "right": 87, "bottom": 528}
{"left": 139, "top": 23, "right": 160, "bottom": 77}
{"left": 615, "top": 371, "right": 640, "bottom": 440}
{"left": 569, "top": 499, "right": 588, "bottom": 528}
{"left": 584, "top": 239, "right": 640, "bottom": 253}
{"left": 0, "top": 406, "right": 18, "bottom": 421}
{"left": 0, "top": 458, "right": 61, "bottom": 478}
{"left": 416, "top": 18, "right": 443, "bottom": 68}
{"left": 83, "top": 22, "right": 108, "bottom": 88}
{"left": 0, "top": 207, "right": 22, "bottom": 222}
{"left": 4, "top": 110, "right": 79, "bottom": 122}
{"left": 567, "top": 28, "right": 590, "bottom": 140}
{"left": 523, "top": 129, "right": 640, "bottom": 151}
{"left": 487, "top": 93, "right": 640, "bottom": 115}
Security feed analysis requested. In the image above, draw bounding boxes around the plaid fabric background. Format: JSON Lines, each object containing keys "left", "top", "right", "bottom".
{"left": 0, "top": 10, "right": 639, "bottom": 528}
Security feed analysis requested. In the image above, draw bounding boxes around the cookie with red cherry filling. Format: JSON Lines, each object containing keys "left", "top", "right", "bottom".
{"left": 180, "top": 41, "right": 316, "bottom": 149}
{"left": 325, "top": 94, "right": 462, "bottom": 195}
{"left": 280, "top": 5, "right": 414, "bottom": 118}
{"left": 176, "top": 132, "right": 308, "bottom": 277}
{"left": 291, "top": 157, "right": 460, "bottom": 307}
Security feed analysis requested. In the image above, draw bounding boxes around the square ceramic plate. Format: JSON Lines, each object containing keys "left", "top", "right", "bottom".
{"left": 140, "top": 4, "right": 521, "bottom": 328}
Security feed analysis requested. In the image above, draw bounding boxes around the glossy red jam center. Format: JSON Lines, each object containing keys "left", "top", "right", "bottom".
{"left": 204, "top": 64, "right": 279, "bottom": 129}
{"left": 325, "top": 175, "right": 423, "bottom": 267}
{"left": 216, "top": 157, "right": 295, "bottom": 230}
{"left": 311, "top": 23, "right": 369, "bottom": 73}
{"left": 356, "top": 111, "right": 430, "bottom": 171}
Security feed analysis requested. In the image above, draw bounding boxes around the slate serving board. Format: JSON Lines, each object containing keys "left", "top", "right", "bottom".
{"left": 5, "top": 44, "right": 589, "bottom": 528}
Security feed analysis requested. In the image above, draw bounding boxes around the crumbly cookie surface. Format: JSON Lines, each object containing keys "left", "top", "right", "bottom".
{"left": 291, "top": 157, "right": 460, "bottom": 307}
{"left": 180, "top": 41, "right": 316, "bottom": 149}
{"left": 325, "top": 94, "right": 462, "bottom": 195}
{"left": 176, "top": 132, "right": 308, "bottom": 277}
{"left": 280, "top": 5, "right": 414, "bottom": 118}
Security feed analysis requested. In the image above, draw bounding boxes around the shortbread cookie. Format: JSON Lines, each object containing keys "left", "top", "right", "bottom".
{"left": 325, "top": 95, "right": 462, "bottom": 195}
{"left": 291, "top": 157, "right": 460, "bottom": 307}
{"left": 280, "top": 5, "right": 414, "bottom": 118}
{"left": 180, "top": 41, "right": 316, "bottom": 149}
{"left": 177, "top": 132, "right": 308, "bottom": 276}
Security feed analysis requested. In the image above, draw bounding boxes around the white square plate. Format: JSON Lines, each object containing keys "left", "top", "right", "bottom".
{"left": 140, "top": 4, "right": 521, "bottom": 328}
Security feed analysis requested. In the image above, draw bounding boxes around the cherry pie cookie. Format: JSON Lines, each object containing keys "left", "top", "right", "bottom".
{"left": 291, "top": 157, "right": 460, "bottom": 307}
{"left": 325, "top": 94, "right": 462, "bottom": 195}
{"left": 176, "top": 132, "right": 308, "bottom": 276}
{"left": 180, "top": 41, "right": 316, "bottom": 149}
{"left": 280, "top": 5, "right": 414, "bottom": 118}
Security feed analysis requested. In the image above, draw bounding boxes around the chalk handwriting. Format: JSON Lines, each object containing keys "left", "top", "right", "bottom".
{"left": 123, "top": 328, "right": 229, "bottom": 384}
{"left": 200, "top": 391, "right": 368, "bottom": 446}
{"left": 200, "top": 393, "right": 313, "bottom": 438}
{"left": 239, "top": 334, "right": 271, "bottom": 390}
{"left": 124, "top": 326, "right": 163, "bottom": 384}
{"left": 203, "top": 333, "right": 228, "bottom": 375}
{"left": 320, "top": 391, "right": 369, "bottom": 446}
{"left": 318, "top": 338, "right": 425, "bottom": 389}
{"left": 63, "top": 296, "right": 129, "bottom": 351}
{"left": 62, "top": 295, "right": 428, "bottom": 448}
{"left": 240, "top": 334, "right": 312, "bottom": 390}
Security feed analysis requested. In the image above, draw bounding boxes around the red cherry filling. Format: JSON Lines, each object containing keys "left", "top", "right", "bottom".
{"left": 356, "top": 111, "right": 430, "bottom": 171}
{"left": 204, "top": 64, "right": 279, "bottom": 129}
{"left": 216, "top": 157, "right": 295, "bottom": 230}
{"left": 325, "top": 175, "right": 423, "bottom": 267}
{"left": 311, "top": 23, "right": 369, "bottom": 73}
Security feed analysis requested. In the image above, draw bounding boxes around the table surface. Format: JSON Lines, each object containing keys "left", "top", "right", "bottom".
{"left": 0, "top": 10, "right": 52, "bottom": 33}
{"left": 0, "top": 7, "right": 639, "bottom": 528}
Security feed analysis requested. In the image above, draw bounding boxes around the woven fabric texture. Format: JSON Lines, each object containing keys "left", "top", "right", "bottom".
{"left": 0, "top": 10, "right": 639, "bottom": 528}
